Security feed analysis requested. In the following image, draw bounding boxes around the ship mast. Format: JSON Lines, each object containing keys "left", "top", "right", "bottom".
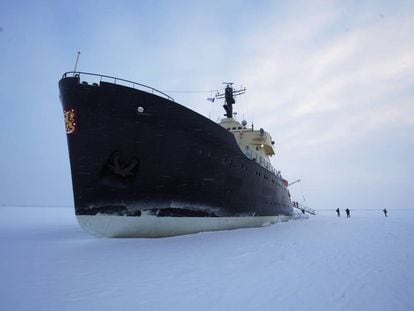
{"left": 215, "top": 83, "right": 246, "bottom": 118}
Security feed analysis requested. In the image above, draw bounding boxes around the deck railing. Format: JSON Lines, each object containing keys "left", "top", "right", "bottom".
{"left": 62, "top": 71, "right": 174, "bottom": 101}
{"left": 243, "top": 149, "right": 279, "bottom": 176}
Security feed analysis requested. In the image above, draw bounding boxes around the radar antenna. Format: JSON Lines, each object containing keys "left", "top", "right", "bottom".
{"left": 215, "top": 83, "right": 246, "bottom": 118}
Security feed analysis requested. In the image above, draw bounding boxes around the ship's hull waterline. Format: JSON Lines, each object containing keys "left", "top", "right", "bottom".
{"left": 77, "top": 214, "right": 291, "bottom": 238}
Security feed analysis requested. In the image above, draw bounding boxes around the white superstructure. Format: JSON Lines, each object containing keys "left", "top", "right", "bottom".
{"left": 219, "top": 118, "right": 279, "bottom": 175}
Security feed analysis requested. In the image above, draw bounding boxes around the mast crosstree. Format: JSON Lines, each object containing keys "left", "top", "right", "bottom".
{"left": 215, "top": 83, "right": 246, "bottom": 118}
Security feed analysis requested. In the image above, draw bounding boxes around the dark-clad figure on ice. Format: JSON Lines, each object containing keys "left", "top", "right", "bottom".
{"left": 336, "top": 208, "right": 340, "bottom": 217}
{"left": 383, "top": 208, "right": 388, "bottom": 217}
{"left": 345, "top": 208, "right": 350, "bottom": 218}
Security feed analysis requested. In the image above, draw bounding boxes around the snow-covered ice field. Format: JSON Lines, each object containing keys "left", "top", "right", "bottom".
{"left": 1, "top": 207, "right": 413, "bottom": 311}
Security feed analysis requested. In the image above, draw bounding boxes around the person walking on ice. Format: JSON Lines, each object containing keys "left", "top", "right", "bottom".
{"left": 336, "top": 208, "right": 340, "bottom": 217}
{"left": 345, "top": 208, "right": 350, "bottom": 218}
{"left": 383, "top": 208, "right": 388, "bottom": 217}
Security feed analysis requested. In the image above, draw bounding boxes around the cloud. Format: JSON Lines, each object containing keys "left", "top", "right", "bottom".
{"left": 236, "top": 4, "right": 414, "bottom": 156}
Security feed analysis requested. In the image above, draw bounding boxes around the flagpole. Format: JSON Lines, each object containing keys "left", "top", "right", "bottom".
{"left": 73, "top": 51, "right": 81, "bottom": 73}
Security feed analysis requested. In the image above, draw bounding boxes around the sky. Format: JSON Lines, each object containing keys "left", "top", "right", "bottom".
{"left": 0, "top": 0, "right": 413, "bottom": 210}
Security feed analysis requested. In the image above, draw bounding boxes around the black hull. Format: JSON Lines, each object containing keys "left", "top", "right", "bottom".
{"left": 59, "top": 74, "right": 293, "bottom": 235}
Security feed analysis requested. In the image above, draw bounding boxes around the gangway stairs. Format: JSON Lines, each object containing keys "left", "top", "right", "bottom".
{"left": 292, "top": 201, "right": 317, "bottom": 215}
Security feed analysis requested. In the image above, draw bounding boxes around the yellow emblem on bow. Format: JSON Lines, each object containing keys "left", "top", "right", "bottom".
{"left": 64, "top": 109, "right": 77, "bottom": 134}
